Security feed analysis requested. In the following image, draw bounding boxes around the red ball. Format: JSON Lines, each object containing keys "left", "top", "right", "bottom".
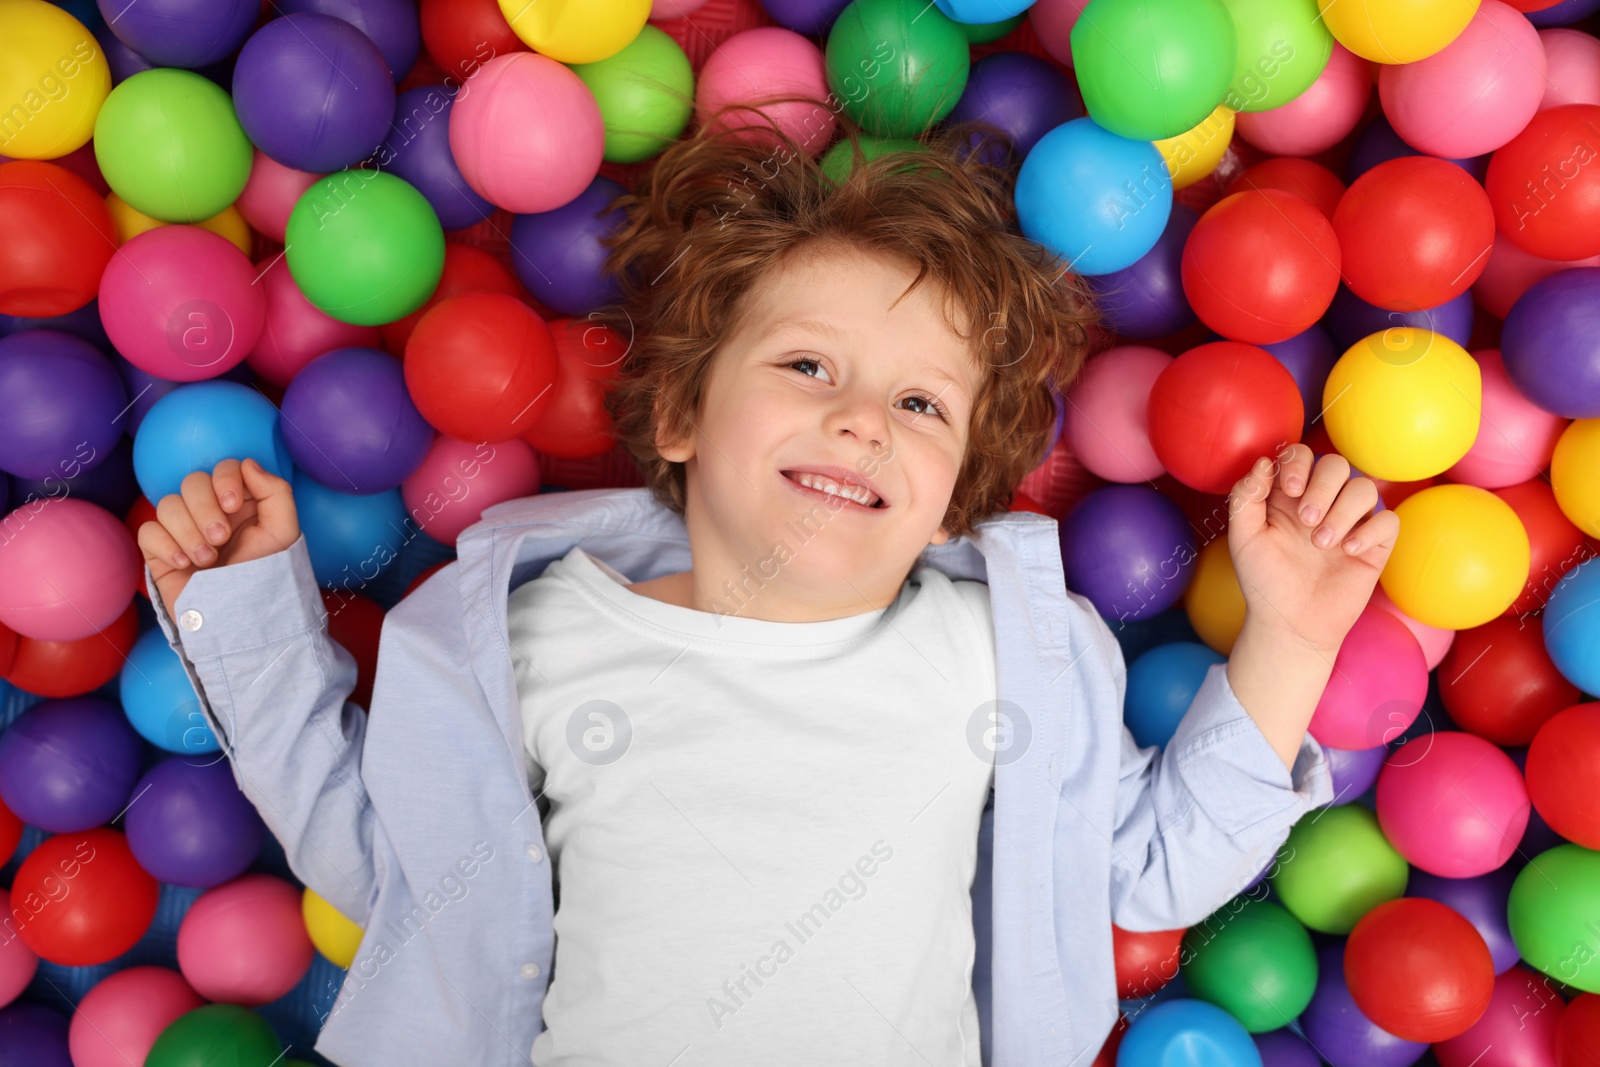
{"left": 1439, "top": 615, "right": 1581, "bottom": 746}
{"left": 520, "top": 318, "right": 624, "bottom": 460}
{"left": 403, "top": 291, "right": 559, "bottom": 442}
{"left": 1494, "top": 478, "right": 1598, "bottom": 615}
{"left": 1345, "top": 897, "right": 1496, "bottom": 1043}
{"left": 1181, "top": 188, "right": 1342, "bottom": 344}
{"left": 0, "top": 620, "right": 14, "bottom": 678}
{"left": 320, "top": 590, "right": 384, "bottom": 712}
{"left": 1224, "top": 157, "right": 1347, "bottom": 221}
{"left": 4, "top": 602, "right": 140, "bottom": 698}
{"left": 1147, "top": 341, "right": 1304, "bottom": 495}
{"left": 0, "top": 794, "right": 21, "bottom": 868}
{"left": 1525, "top": 702, "right": 1600, "bottom": 849}
{"left": 1333, "top": 155, "right": 1496, "bottom": 311}
{"left": 1486, "top": 104, "right": 1600, "bottom": 262}
{"left": 403, "top": 560, "right": 450, "bottom": 600}
{"left": 1111, "top": 923, "right": 1184, "bottom": 1001}
{"left": 419, "top": 0, "right": 529, "bottom": 82}
{"left": 0, "top": 161, "right": 120, "bottom": 318}
{"left": 1556, "top": 992, "right": 1600, "bottom": 1067}
{"left": 380, "top": 241, "right": 523, "bottom": 356}
{"left": 12, "top": 828, "right": 159, "bottom": 966}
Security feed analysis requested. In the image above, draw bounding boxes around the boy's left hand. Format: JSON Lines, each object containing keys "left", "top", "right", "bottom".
{"left": 1226, "top": 443, "right": 1401, "bottom": 656}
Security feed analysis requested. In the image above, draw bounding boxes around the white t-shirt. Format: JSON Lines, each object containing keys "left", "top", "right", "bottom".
{"left": 505, "top": 546, "right": 999, "bottom": 1067}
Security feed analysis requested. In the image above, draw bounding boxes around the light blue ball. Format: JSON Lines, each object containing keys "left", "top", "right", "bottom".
{"left": 131, "top": 380, "right": 295, "bottom": 504}
{"left": 120, "top": 626, "right": 220, "bottom": 754}
{"left": 1124, "top": 640, "right": 1226, "bottom": 749}
{"left": 292, "top": 468, "right": 408, "bottom": 588}
{"left": 1015, "top": 116, "right": 1172, "bottom": 276}
{"left": 1116, "top": 997, "right": 1263, "bottom": 1067}
{"left": 1544, "top": 556, "right": 1600, "bottom": 695}
{"left": 933, "top": 0, "right": 1032, "bottom": 21}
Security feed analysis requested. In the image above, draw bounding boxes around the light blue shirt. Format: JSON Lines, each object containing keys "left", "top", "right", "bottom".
{"left": 146, "top": 486, "right": 1333, "bottom": 1067}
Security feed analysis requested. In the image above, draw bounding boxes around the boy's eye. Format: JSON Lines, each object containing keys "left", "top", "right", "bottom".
{"left": 784, "top": 360, "right": 948, "bottom": 422}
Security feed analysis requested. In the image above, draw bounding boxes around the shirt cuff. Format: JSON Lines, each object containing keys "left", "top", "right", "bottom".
{"left": 145, "top": 534, "right": 329, "bottom": 661}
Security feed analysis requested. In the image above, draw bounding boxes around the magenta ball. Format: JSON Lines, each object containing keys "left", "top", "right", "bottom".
{"left": 1472, "top": 231, "right": 1600, "bottom": 319}
{"left": 0, "top": 888, "right": 39, "bottom": 1007}
{"left": 0, "top": 329, "right": 126, "bottom": 481}
{"left": 0, "top": 697, "right": 144, "bottom": 834}
{"left": 1369, "top": 582, "right": 1456, "bottom": 671}
{"left": 1308, "top": 603, "right": 1429, "bottom": 750}
{"left": 1444, "top": 349, "right": 1567, "bottom": 488}
{"left": 1433, "top": 964, "right": 1565, "bottom": 1067}
{"left": 280, "top": 346, "right": 434, "bottom": 494}
{"left": 1376, "top": 730, "right": 1530, "bottom": 877}
{"left": 124, "top": 757, "right": 268, "bottom": 888}
{"left": 1062, "top": 345, "right": 1170, "bottom": 482}
{"left": 69, "top": 966, "right": 205, "bottom": 1067}
{"left": 447, "top": 52, "right": 603, "bottom": 214}
{"left": 234, "top": 148, "right": 324, "bottom": 244}
{"left": 246, "top": 255, "right": 382, "bottom": 388}
{"left": 0, "top": 497, "right": 139, "bottom": 641}
{"left": 176, "top": 873, "right": 315, "bottom": 1006}
{"left": 97, "top": 226, "right": 265, "bottom": 382}
{"left": 696, "top": 27, "right": 836, "bottom": 157}
{"left": 1236, "top": 43, "right": 1375, "bottom": 156}
{"left": 401, "top": 435, "right": 540, "bottom": 546}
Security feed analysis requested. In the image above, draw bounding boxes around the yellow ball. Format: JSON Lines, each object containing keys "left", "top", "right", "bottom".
{"left": 302, "top": 886, "right": 364, "bottom": 969}
{"left": 1155, "top": 105, "right": 1236, "bottom": 191}
{"left": 1317, "top": 0, "right": 1480, "bottom": 64}
{"left": 106, "top": 195, "right": 255, "bottom": 255}
{"left": 1380, "top": 483, "right": 1530, "bottom": 630}
{"left": 496, "top": 0, "right": 651, "bottom": 64}
{"left": 1552, "top": 418, "right": 1600, "bottom": 539}
{"left": 0, "top": 0, "right": 111, "bottom": 159}
{"left": 1322, "top": 328, "right": 1481, "bottom": 482}
{"left": 1183, "top": 535, "right": 1247, "bottom": 654}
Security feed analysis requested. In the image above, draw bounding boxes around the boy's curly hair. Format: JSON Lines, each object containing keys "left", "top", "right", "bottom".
{"left": 587, "top": 92, "right": 1100, "bottom": 541}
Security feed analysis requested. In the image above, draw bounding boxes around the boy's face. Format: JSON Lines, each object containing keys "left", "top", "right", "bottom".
{"left": 655, "top": 244, "right": 981, "bottom": 620}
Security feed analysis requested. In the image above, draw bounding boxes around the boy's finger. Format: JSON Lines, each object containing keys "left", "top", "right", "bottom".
{"left": 156, "top": 493, "right": 217, "bottom": 568}
{"left": 1275, "top": 442, "right": 1315, "bottom": 496}
{"left": 212, "top": 458, "right": 246, "bottom": 512}
{"left": 239, "top": 458, "right": 299, "bottom": 547}
{"left": 137, "top": 519, "right": 191, "bottom": 570}
{"left": 1294, "top": 453, "right": 1354, "bottom": 529}
{"left": 180, "top": 470, "right": 233, "bottom": 549}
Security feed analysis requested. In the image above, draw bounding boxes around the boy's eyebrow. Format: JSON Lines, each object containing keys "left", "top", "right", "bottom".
{"left": 766, "top": 318, "right": 972, "bottom": 404}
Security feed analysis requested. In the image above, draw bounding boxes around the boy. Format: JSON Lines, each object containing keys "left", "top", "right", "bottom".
{"left": 138, "top": 112, "right": 1395, "bottom": 1066}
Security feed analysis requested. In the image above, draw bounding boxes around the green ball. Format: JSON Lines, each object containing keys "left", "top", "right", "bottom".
{"left": 1508, "top": 844, "right": 1600, "bottom": 994}
{"left": 569, "top": 24, "right": 694, "bottom": 164}
{"left": 146, "top": 1004, "right": 282, "bottom": 1067}
{"left": 1269, "top": 804, "right": 1409, "bottom": 934}
{"left": 92, "top": 68, "right": 253, "bottom": 223}
{"left": 820, "top": 134, "right": 928, "bottom": 186}
{"left": 285, "top": 169, "right": 446, "bottom": 327}
{"left": 1181, "top": 896, "right": 1318, "bottom": 1032}
{"left": 1219, "top": 0, "right": 1333, "bottom": 113}
{"left": 959, "top": 12, "right": 1025, "bottom": 43}
{"left": 825, "top": 0, "right": 971, "bottom": 139}
{"left": 1070, "top": 0, "right": 1237, "bottom": 141}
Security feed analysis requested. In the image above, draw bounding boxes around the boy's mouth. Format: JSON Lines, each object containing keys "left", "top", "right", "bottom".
{"left": 781, "top": 470, "right": 888, "bottom": 510}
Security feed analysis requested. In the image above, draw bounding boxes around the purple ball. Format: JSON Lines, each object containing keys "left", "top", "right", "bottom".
{"left": 758, "top": 0, "right": 853, "bottom": 35}
{"left": 232, "top": 13, "right": 397, "bottom": 172}
{"left": 0, "top": 330, "right": 127, "bottom": 481}
{"left": 1254, "top": 1027, "right": 1321, "bottom": 1067}
{"left": 1529, "top": 0, "right": 1600, "bottom": 25}
{"left": 94, "top": 0, "right": 257, "bottom": 68}
{"left": 0, "top": 697, "right": 144, "bottom": 834}
{"left": 10, "top": 435, "right": 140, "bottom": 518}
{"left": 1345, "top": 116, "right": 1489, "bottom": 184}
{"left": 1322, "top": 741, "right": 1387, "bottom": 804}
{"left": 1260, "top": 325, "right": 1337, "bottom": 434}
{"left": 1322, "top": 284, "right": 1474, "bottom": 352}
{"left": 0, "top": 472, "right": 8, "bottom": 514}
{"left": 0, "top": 297, "right": 113, "bottom": 351}
{"left": 0, "top": 1002, "right": 72, "bottom": 1067}
{"left": 377, "top": 85, "right": 494, "bottom": 231}
{"left": 124, "top": 756, "right": 268, "bottom": 887}
{"left": 1086, "top": 205, "right": 1199, "bottom": 339}
{"left": 1301, "top": 939, "right": 1430, "bottom": 1067}
{"left": 947, "top": 52, "right": 1082, "bottom": 165}
{"left": 280, "top": 346, "right": 434, "bottom": 494}
{"left": 1406, "top": 864, "right": 1520, "bottom": 976}
{"left": 276, "top": 0, "right": 422, "bottom": 83}
{"left": 1060, "top": 485, "right": 1196, "bottom": 622}
{"left": 1501, "top": 266, "right": 1600, "bottom": 418}
{"left": 509, "top": 176, "right": 629, "bottom": 317}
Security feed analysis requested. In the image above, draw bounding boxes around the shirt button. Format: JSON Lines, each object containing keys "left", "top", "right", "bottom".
{"left": 520, "top": 962, "right": 541, "bottom": 979}
{"left": 525, "top": 844, "right": 542, "bottom": 862}
{"left": 179, "top": 610, "right": 203, "bottom": 632}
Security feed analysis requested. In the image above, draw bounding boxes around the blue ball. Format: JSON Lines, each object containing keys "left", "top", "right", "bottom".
{"left": 292, "top": 468, "right": 407, "bottom": 588}
{"left": 1124, "top": 641, "right": 1226, "bottom": 749}
{"left": 121, "top": 625, "right": 220, "bottom": 754}
{"left": 1016, "top": 117, "right": 1172, "bottom": 276}
{"left": 131, "top": 380, "right": 295, "bottom": 504}
{"left": 1544, "top": 556, "right": 1600, "bottom": 695}
{"left": 1116, "top": 997, "right": 1263, "bottom": 1067}
{"left": 933, "top": 0, "right": 1031, "bottom": 21}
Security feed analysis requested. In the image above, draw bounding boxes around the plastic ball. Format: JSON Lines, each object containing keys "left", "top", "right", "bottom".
{"left": 0, "top": 887, "right": 39, "bottom": 1007}
{"left": 0, "top": 497, "right": 139, "bottom": 641}
{"left": 1225, "top": 156, "right": 1347, "bottom": 221}
{"left": 144, "top": 1004, "right": 283, "bottom": 1067}
{"left": 1539, "top": 26, "right": 1600, "bottom": 109}
{"left": 234, "top": 148, "right": 324, "bottom": 245}
{"left": 12, "top": 827, "right": 159, "bottom": 965}
{"left": 1494, "top": 476, "right": 1595, "bottom": 614}
{"left": 120, "top": 625, "right": 219, "bottom": 754}
{"left": 68, "top": 966, "right": 205, "bottom": 1067}
{"left": 0, "top": 796, "right": 19, "bottom": 868}
{"left": 404, "top": 292, "right": 559, "bottom": 442}
{"left": 1153, "top": 105, "right": 1235, "bottom": 190}
{"left": 0, "top": 329, "right": 125, "bottom": 480}
{"left": 0, "top": 161, "right": 119, "bottom": 318}
{"left": 519, "top": 318, "right": 627, "bottom": 460}
{"left": 1016, "top": 117, "right": 1172, "bottom": 276}
{"left": 1253, "top": 1028, "right": 1322, "bottom": 1067}
{"left": 1112, "top": 924, "right": 1184, "bottom": 1000}
{"left": 1322, "top": 284, "right": 1475, "bottom": 354}
{"left": 1180, "top": 897, "right": 1318, "bottom": 1032}
{"left": 291, "top": 470, "right": 406, "bottom": 587}
{"left": 1061, "top": 345, "right": 1169, "bottom": 483}
{"left": 1555, "top": 992, "right": 1600, "bottom": 1066}
{"left": 1524, "top": 702, "right": 1600, "bottom": 852}
{"left": 818, "top": 134, "right": 929, "bottom": 186}
{"left": 1221, "top": 0, "right": 1335, "bottom": 113}
{"left": 177, "top": 873, "right": 315, "bottom": 1005}
{"left": 1271, "top": 803, "right": 1410, "bottom": 934}
{"left": 1113, "top": 997, "right": 1262, "bottom": 1065}
{"left": 131, "top": 379, "right": 294, "bottom": 504}
{"left": 1345, "top": 896, "right": 1496, "bottom": 1042}
{"left": 281, "top": 346, "right": 434, "bottom": 494}
{"left": 284, "top": 169, "right": 446, "bottom": 326}
{"left": 105, "top": 194, "right": 253, "bottom": 256}
{"left": 247, "top": 254, "right": 382, "bottom": 387}
{"left": 1070, "top": 0, "right": 1236, "bottom": 142}
{"left": 447, "top": 52, "right": 604, "bottom": 214}
{"left": 321, "top": 588, "right": 383, "bottom": 710}
{"left": 1262, "top": 326, "right": 1339, "bottom": 438}
{"left": 1409, "top": 866, "right": 1522, "bottom": 979}
{"left": 275, "top": 0, "right": 422, "bottom": 83}
{"left": 302, "top": 887, "right": 364, "bottom": 968}
{"left": 91, "top": 68, "right": 252, "bottom": 223}
{"left": 825, "top": 0, "right": 970, "bottom": 139}
{"left": 1234, "top": 42, "right": 1374, "bottom": 156}
{"left": 570, "top": 24, "right": 693, "bottom": 164}
{"left": 1182, "top": 189, "right": 1342, "bottom": 344}
{"left": 1084, "top": 204, "right": 1198, "bottom": 338}
{"left": 1307, "top": 602, "right": 1428, "bottom": 750}
{"left": 698, "top": 27, "right": 835, "bottom": 156}
{"left": 1444, "top": 350, "right": 1567, "bottom": 488}
{"left": 1318, "top": 0, "right": 1480, "bottom": 64}
{"left": 1507, "top": 844, "right": 1600, "bottom": 993}
{"left": 1545, "top": 554, "right": 1600, "bottom": 697}
{"left": 0, "top": 0, "right": 110, "bottom": 158}
{"left": 0, "top": 695, "right": 143, "bottom": 833}
{"left": 1434, "top": 964, "right": 1569, "bottom": 1067}
{"left": 400, "top": 434, "right": 540, "bottom": 546}
{"left": 97, "top": 225, "right": 265, "bottom": 381}
{"left": 1378, "top": 730, "right": 1531, "bottom": 876}
{"left": 379, "top": 240, "right": 522, "bottom": 355}
{"left": 946, "top": 51, "right": 1082, "bottom": 166}
{"left": 1322, "top": 328, "right": 1482, "bottom": 482}
{"left": 1026, "top": 0, "right": 1090, "bottom": 64}
{"left": 0, "top": 1002, "right": 70, "bottom": 1067}
{"left": 496, "top": 0, "right": 647, "bottom": 62}
{"left": 1181, "top": 536, "right": 1247, "bottom": 655}
{"left": 1059, "top": 485, "right": 1195, "bottom": 621}
{"left": 375, "top": 85, "right": 495, "bottom": 232}
{"left": 1501, "top": 266, "right": 1600, "bottom": 419}
{"left": 1384, "top": 484, "right": 1533, "bottom": 628}
{"left": 1552, "top": 418, "right": 1600, "bottom": 540}
{"left": 509, "top": 175, "right": 627, "bottom": 317}
{"left": 1439, "top": 615, "right": 1579, "bottom": 745}
{"left": 94, "top": 0, "right": 255, "bottom": 66}
{"left": 233, "top": 13, "right": 395, "bottom": 173}
{"left": 1485, "top": 104, "right": 1600, "bottom": 261}
{"left": 1123, "top": 641, "right": 1226, "bottom": 749}
{"left": 125, "top": 756, "right": 267, "bottom": 887}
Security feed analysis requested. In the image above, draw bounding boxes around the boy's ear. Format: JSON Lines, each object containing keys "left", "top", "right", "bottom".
{"left": 930, "top": 526, "right": 952, "bottom": 546}
{"left": 653, "top": 401, "right": 693, "bottom": 463}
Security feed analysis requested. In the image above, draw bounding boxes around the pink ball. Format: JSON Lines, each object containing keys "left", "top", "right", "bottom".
{"left": 1369, "top": 582, "right": 1456, "bottom": 670}
{"left": 1471, "top": 230, "right": 1600, "bottom": 318}
{"left": 695, "top": 28, "right": 836, "bottom": 157}
{"left": 1433, "top": 964, "right": 1565, "bottom": 1067}
{"left": 0, "top": 498, "right": 139, "bottom": 641}
{"left": 1379, "top": 0, "right": 1548, "bottom": 159}
{"left": 0, "top": 888, "right": 39, "bottom": 1008}
{"left": 176, "top": 873, "right": 314, "bottom": 1006}
{"left": 401, "top": 434, "right": 540, "bottom": 546}
{"left": 448, "top": 52, "right": 604, "bottom": 214}
{"left": 1538, "top": 28, "right": 1600, "bottom": 110}
{"left": 1308, "top": 603, "right": 1429, "bottom": 750}
{"left": 1061, "top": 345, "right": 1170, "bottom": 482}
{"left": 649, "top": 0, "right": 712, "bottom": 18}
{"left": 1445, "top": 349, "right": 1568, "bottom": 488}
{"left": 247, "top": 255, "right": 382, "bottom": 388}
{"left": 1028, "top": 0, "right": 1093, "bottom": 66}
{"left": 1235, "top": 43, "right": 1375, "bottom": 157}
{"left": 97, "top": 226, "right": 266, "bottom": 383}
{"left": 68, "top": 966, "right": 204, "bottom": 1067}
{"left": 234, "top": 148, "right": 324, "bottom": 244}
{"left": 1376, "top": 730, "right": 1530, "bottom": 876}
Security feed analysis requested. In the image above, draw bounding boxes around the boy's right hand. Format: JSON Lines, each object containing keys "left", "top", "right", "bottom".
{"left": 137, "top": 458, "right": 302, "bottom": 618}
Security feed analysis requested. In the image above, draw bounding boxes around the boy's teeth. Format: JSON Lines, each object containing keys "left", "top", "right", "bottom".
{"left": 792, "top": 472, "right": 877, "bottom": 507}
